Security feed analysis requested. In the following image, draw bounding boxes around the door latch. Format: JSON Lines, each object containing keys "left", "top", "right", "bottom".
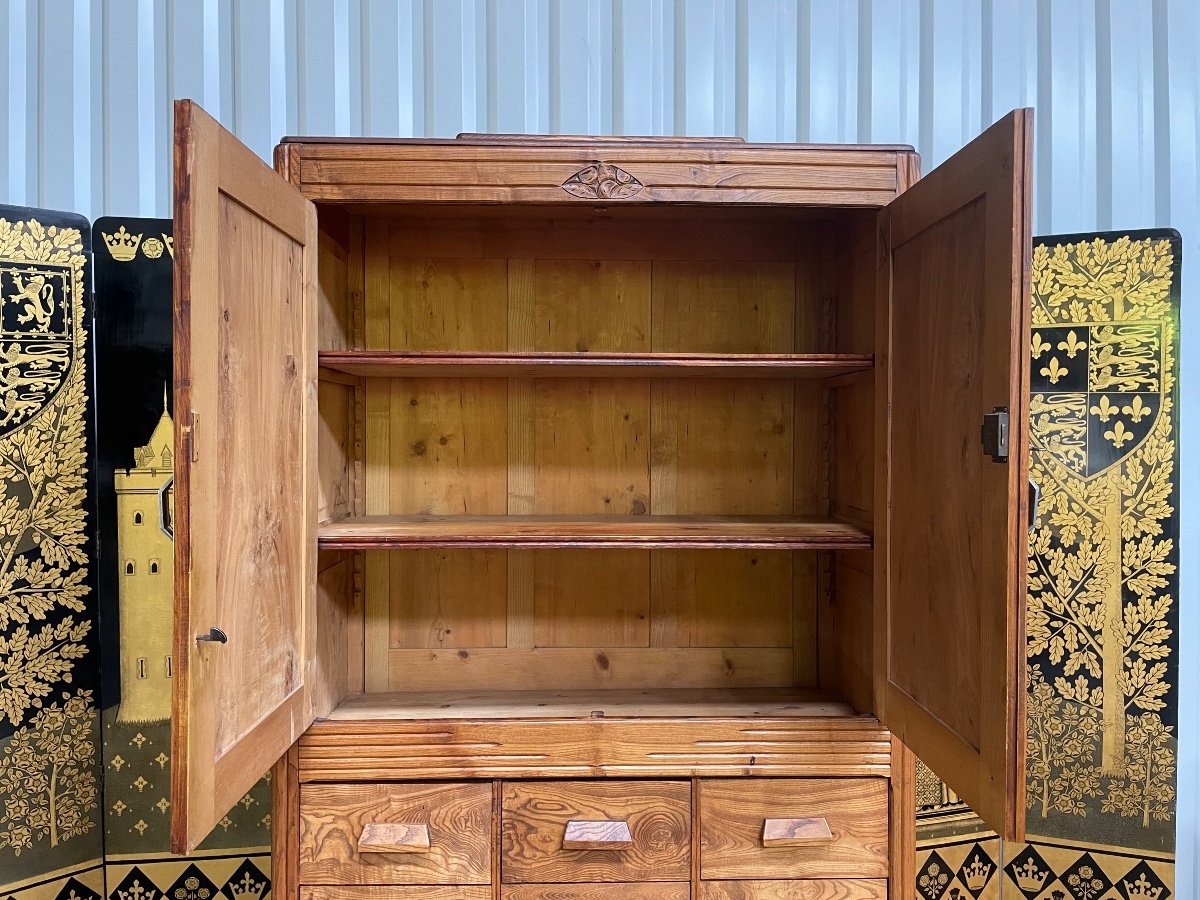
{"left": 196, "top": 627, "right": 227, "bottom": 644}
{"left": 1028, "top": 478, "right": 1041, "bottom": 532}
{"left": 981, "top": 406, "right": 1010, "bottom": 463}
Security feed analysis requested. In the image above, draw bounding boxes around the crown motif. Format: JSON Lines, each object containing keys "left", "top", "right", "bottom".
{"left": 962, "top": 854, "right": 992, "bottom": 891}
{"left": 1013, "top": 858, "right": 1050, "bottom": 893}
{"left": 103, "top": 226, "right": 143, "bottom": 262}
{"left": 116, "top": 879, "right": 158, "bottom": 900}
{"left": 1124, "top": 874, "right": 1164, "bottom": 900}
{"left": 162, "top": 234, "right": 174, "bottom": 258}
{"left": 225, "top": 873, "right": 266, "bottom": 900}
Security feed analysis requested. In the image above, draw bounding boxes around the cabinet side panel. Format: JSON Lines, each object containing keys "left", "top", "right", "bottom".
{"left": 318, "top": 226, "right": 352, "bottom": 350}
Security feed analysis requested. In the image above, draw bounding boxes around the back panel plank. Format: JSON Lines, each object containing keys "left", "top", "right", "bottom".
{"left": 357, "top": 216, "right": 838, "bottom": 692}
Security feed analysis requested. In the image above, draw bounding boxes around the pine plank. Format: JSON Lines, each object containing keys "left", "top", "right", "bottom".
{"left": 319, "top": 350, "right": 873, "bottom": 379}
{"left": 317, "top": 515, "right": 871, "bottom": 550}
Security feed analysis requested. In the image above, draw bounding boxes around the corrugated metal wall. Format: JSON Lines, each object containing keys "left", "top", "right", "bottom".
{"left": 1, "top": 0, "right": 1196, "bottom": 884}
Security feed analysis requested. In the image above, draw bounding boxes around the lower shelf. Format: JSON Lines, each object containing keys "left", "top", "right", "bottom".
{"left": 323, "top": 687, "right": 859, "bottom": 721}
{"left": 316, "top": 515, "right": 872, "bottom": 550}
{"left": 301, "top": 688, "right": 889, "bottom": 782}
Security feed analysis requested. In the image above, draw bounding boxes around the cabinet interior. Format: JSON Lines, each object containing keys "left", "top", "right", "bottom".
{"left": 312, "top": 203, "right": 879, "bottom": 717}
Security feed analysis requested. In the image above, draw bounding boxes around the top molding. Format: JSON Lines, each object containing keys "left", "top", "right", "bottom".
{"left": 275, "top": 134, "right": 920, "bottom": 207}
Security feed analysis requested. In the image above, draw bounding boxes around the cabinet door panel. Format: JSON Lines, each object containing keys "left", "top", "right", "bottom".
{"left": 171, "top": 100, "right": 320, "bottom": 853}
{"left": 877, "top": 109, "right": 1031, "bottom": 841}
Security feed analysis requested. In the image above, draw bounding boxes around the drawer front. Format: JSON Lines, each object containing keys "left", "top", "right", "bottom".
{"left": 501, "top": 780, "right": 690, "bottom": 883}
{"left": 502, "top": 885, "right": 689, "bottom": 899}
{"left": 700, "top": 881, "right": 888, "bottom": 900}
{"left": 303, "top": 888, "right": 491, "bottom": 900}
{"left": 699, "top": 779, "right": 888, "bottom": 880}
{"left": 299, "top": 782, "right": 492, "bottom": 884}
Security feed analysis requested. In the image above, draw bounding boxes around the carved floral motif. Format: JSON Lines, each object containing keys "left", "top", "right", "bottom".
{"left": 561, "top": 162, "right": 644, "bottom": 199}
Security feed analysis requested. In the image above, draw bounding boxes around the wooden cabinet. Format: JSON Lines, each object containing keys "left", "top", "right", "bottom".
{"left": 169, "top": 99, "right": 1033, "bottom": 900}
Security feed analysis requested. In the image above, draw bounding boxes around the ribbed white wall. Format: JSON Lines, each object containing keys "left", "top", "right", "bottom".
{"left": 2, "top": 0, "right": 1196, "bottom": 882}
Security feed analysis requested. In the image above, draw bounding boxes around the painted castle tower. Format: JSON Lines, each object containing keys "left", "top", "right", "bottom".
{"left": 114, "top": 390, "right": 174, "bottom": 723}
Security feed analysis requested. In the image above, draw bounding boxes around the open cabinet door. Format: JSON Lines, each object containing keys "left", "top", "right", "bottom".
{"left": 877, "top": 109, "right": 1032, "bottom": 841}
{"left": 170, "top": 100, "right": 319, "bottom": 853}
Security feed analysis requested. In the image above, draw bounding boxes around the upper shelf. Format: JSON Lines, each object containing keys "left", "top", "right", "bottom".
{"left": 317, "top": 514, "right": 872, "bottom": 551}
{"left": 319, "top": 350, "right": 874, "bottom": 380}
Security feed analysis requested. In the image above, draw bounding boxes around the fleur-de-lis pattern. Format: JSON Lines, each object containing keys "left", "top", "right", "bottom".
{"left": 1089, "top": 395, "right": 1118, "bottom": 422}
{"left": 1040, "top": 356, "right": 1069, "bottom": 384}
{"left": 1058, "top": 330, "right": 1088, "bottom": 358}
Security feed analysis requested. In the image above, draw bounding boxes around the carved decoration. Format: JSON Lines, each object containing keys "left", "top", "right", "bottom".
{"left": 561, "top": 162, "right": 644, "bottom": 199}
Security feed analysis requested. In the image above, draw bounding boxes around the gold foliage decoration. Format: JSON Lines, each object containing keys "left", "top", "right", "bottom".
{"left": 1025, "top": 234, "right": 1177, "bottom": 831}
{"left": 0, "top": 688, "right": 99, "bottom": 854}
{"left": 1032, "top": 235, "right": 1174, "bottom": 326}
{"left": 0, "top": 218, "right": 92, "bottom": 730}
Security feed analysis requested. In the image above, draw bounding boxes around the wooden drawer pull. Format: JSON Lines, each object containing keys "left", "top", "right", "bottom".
{"left": 562, "top": 819, "right": 633, "bottom": 850}
{"left": 761, "top": 817, "right": 834, "bottom": 846}
{"left": 357, "top": 822, "right": 430, "bottom": 853}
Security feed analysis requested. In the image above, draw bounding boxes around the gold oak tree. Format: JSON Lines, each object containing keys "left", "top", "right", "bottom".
{"left": 0, "top": 219, "right": 93, "bottom": 728}
{"left": 1026, "top": 236, "right": 1176, "bottom": 821}
{"left": 0, "top": 690, "right": 99, "bottom": 853}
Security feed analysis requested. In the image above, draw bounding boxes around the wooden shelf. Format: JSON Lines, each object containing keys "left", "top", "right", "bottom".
{"left": 317, "top": 514, "right": 871, "bottom": 550}
{"left": 323, "top": 688, "right": 861, "bottom": 721}
{"left": 319, "top": 350, "right": 873, "bottom": 379}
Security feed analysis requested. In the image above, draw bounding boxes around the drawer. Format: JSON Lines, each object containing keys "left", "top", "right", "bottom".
{"left": 698, "top": 779, "right": 888, "bottom": 880}
{"left": 700, "top": 882, "right": 887, "bottom": 899}
{"left": 299, "top": 782, "right": 492, "bottom": 885}
{"left": 303, "top": 889, "right": 491, "bottom": 900}
{"left": 502, "top": 886, "right": 689, "bottom": 899}
{"left": 501, "top": 780, "right": 690, "bottom": 883}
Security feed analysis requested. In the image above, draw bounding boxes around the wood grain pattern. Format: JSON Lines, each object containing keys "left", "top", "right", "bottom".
{"left": 317, "top": 379, "right": 353, "bottom": 524}
{"left": 319, "top": 351, "right": 873, "bottom": 379}
{"left": 501, "top": 781, "right": 690, "bottom": 883}
{"left": 561, "top": 820, "right": 633, "bottom": 850}
{"left": 699, "top": 881, "right": 887, "bottom": 900}
{"left": 271, "top": 747, "right": 300, "bottom": 900}
{"left": 317, "top": 225, "right": 352, "bottom": 350}
{"left": 888, "top": 735, "right": 916, "bottom": 900}
{"left": 323, "top": 688, "right": 855, "bottom": 720}
{"left": 299, "top": 782, "right": 491, "bottom": 884}
{"left": 171, "top": 99, "right": 319, "bottom": 854}
{"left": 298, "top": 715, "right": 892, "bottom": 782}
{"left": 651, "top": 261, "right": 795, "bottom": 354}
{"left": 291, "top": 139, "right": 904, "bottom": 206}
{"left": 878, "top": 108, "right": 1031, "bottom": 841}
{"left": 318, "top": 515, "right": 871, "bottom": 550}
{"left": 358, "top": 822, "right": 431, "bottom": 853}
{"left": 372, "top": 212, "right": 826, "bottom": 263}
{"left": 385, "top": 647, "right": 792, "bottom": 692}
{"left": 387, "top": 550, "right": 507, "bottom": 649}
{"left": 303, "top": 887, "right": 490, "bottom": 900}
{"left": 502, "top": 885, "right": 688, "bottom": 900}
{"left": 761, "top": 817, "right": 834, "bottom": 845}
{"left": 697, "top": 779, "right": 888, "bottom": 879}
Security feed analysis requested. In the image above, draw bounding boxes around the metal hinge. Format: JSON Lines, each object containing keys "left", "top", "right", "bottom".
{"left": 185, "top": 410, "right": 199, "bottom": 463}
{"left": 981, "top": 406, "right": 1009, "bottom": 463}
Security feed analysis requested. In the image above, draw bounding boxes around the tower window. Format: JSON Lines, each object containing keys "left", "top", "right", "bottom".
{"left": 136, "top": 657, "right": 147, "bottom": 679}
{"left": 133, "top": 511, "right": 143, "bottom": 525}
{"left": 149, "top": 560, "right": 160, "bottom": 574}
{"left": 124, "top": 561, "right": 135, "bottom": 575}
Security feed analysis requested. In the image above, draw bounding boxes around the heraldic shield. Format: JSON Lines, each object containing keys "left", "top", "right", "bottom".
{"left": 0, "top": 213, "right": 87, "bottom": 439}
{"left": 1029, "top": 236, "right": 1173, "bottom": 481}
